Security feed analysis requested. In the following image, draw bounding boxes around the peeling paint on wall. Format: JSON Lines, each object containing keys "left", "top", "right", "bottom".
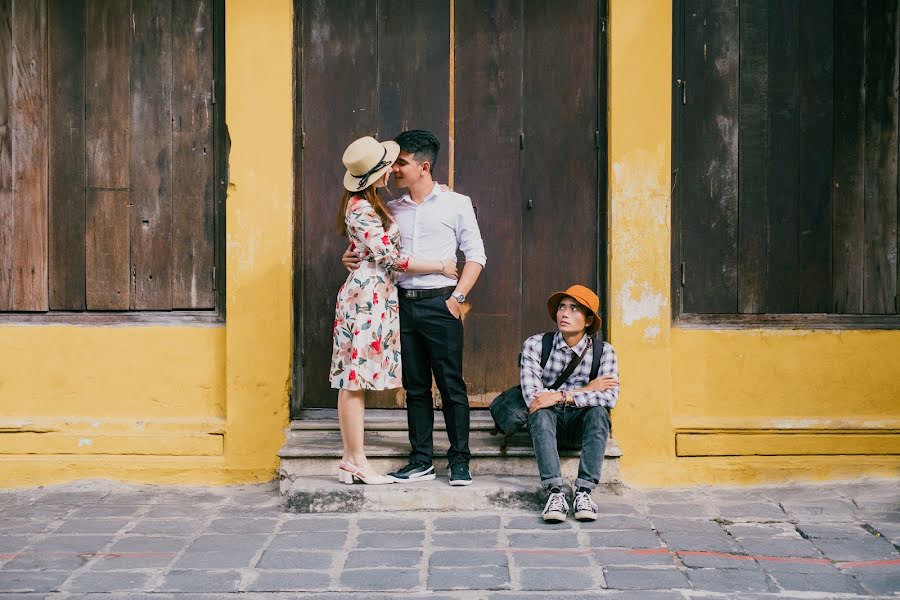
{"left": 617, "top": 279, "right": 668, "bottom": 327}
{"left": 643, "top": 325, "right": 661, "bottom": 339}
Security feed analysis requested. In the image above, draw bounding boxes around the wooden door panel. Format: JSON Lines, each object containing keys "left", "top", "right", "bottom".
{"left": 521, "top": 0, "right": 599, "bottom": 338}
{"left": 367, "top": 0, "right": 450, "bottom": 409}
{"left": 377, "top": 0, "right": 449, "bottom": 180}
{"left": 299, "top": 0, "right": 378, "bottom": 409}
{"left": 454, "top": 0, "right": 524, "bottom": 405}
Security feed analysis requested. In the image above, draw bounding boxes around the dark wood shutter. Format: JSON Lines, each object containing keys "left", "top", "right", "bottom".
{"left": 0, "top": 0, "right": 223, "bottom": 313}
{"left": 675, "top": 0, "right": 899, "bottom": 321}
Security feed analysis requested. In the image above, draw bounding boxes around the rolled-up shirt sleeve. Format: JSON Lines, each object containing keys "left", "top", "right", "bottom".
{"left": 456, "top": 196, "right": 487, "bottom": 267}
{"left": 520, "top": 335, "right": 550, "bottom": 409}
{"left": 569, "top": 342, "right": 619, "bottom": 409}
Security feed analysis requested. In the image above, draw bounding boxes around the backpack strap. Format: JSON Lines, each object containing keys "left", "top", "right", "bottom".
{"left": 540, "top": 332, "right": 555, "bottom": 368}
{"left": 589, "top": 338, "right": 604, "bottom": 380}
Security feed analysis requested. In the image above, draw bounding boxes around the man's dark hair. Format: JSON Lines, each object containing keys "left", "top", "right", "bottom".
{"left": 394, "top": 130, "right": 439, "bottom": 179}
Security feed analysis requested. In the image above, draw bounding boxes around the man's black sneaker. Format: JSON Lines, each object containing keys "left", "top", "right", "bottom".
{"left": 573, "top": 490, "right": 599, "bottom": 521}
{"left": 542, "top": 490, "right": 569, "bottom": 523}
{"left": 448, "top": 462, "right": 473, "bottom": 486}
{"left": 387, "top": 461, "right": 435, "bottom": 483}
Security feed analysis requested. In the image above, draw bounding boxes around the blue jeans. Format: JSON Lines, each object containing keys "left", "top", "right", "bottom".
{"left": 527, "top": 405, "right": 610, "bottom": 491}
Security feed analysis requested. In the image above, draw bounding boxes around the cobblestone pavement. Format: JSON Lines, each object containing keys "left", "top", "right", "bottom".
{"left": 0, "top": 479, "right": 897, "bottom": 598}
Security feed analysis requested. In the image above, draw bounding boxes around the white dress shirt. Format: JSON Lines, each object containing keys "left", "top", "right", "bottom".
{"left": 387, "top": 183, "right": 487, "bottom": 289}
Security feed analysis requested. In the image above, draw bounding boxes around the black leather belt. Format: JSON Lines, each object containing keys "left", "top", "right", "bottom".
{"left": 398, "top": 286, "right": 455, "bottom": 300}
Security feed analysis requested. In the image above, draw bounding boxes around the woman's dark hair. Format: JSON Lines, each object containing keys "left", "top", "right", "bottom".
{"left": 394, "top": 129, "right": 440, "bottom": 179}
{"left": 337, "top": 184, "right": 393, "bottom": 236}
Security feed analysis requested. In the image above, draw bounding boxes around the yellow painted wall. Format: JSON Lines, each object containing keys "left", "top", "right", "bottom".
{"left": 0, "top": 0, "right": 293, "bottom": 487}
{"left": 608, "top": 0, "right": 900, "bottom": 486}
{"left": 1, "top": 0, "right": 896, "bottom": 489}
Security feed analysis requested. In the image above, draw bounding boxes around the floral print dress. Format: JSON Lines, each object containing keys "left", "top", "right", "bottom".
{"left": 330, "top": 197, "right": 409, "bottom": 391}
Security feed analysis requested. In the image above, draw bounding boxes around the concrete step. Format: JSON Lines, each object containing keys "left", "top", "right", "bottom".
{"left": 281, "top": 474, "right": 625, "bottom": 513}
{"left": 278, "top": 409, "right": 622, "bottom": 492}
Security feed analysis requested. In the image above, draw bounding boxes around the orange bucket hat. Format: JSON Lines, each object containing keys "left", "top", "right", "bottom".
{"left": 546, "top": 284, "right": 601, "bottom": 335}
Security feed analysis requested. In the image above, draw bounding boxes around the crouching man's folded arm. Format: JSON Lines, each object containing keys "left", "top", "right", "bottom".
{"left": 569, "top": 342, "right": 619, "bottom": 409}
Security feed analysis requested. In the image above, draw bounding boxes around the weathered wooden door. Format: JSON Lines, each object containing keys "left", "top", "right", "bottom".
{"left": 293, "top": 0, "right": 605, "bottom": 414}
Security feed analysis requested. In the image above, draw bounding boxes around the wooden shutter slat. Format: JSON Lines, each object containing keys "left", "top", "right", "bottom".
{"left": 172, "top": 0, "right": 214, "bottom": 309}
{"left": 85, "top": 0, "right": 130, "bottom": 310}
{"left": 0, "top": 0, "right": 12, "bottom": 310}
{"left": 86, "top": 190, "right": 130, "bottom": 308}
{"left": 48, "top": 0, "right": 86, "bottom": 310}
{"left": 863, "top": 0, "right": 899, "bottom": 314}
{"left": 85, "top": 0, "right": 130, "bottom": 190}
{"left": 10, "top": 0, "right": 48, "bottom": 311}
{"left": 737, "top": 0, "right": 769, "bottom": 314}
{"left": 454, "top": 0, "right": 524, "bottom": 398}
{"left": 682, "top": 0, "right": 739, "bottom": 314}
{"left": 832, "top": 0, "right": 866, "bottom": 314}
{"left": 766, "top": 0, "right": 801, "bottom": 313}
{"left": 130, "top": 0, "right": 173, "bottom": 310}
{"left": 797, "top": 0, "right": 834, "bottom": 313}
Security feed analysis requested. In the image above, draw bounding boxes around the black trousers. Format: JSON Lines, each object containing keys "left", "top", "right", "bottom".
{"left": 399, "top": 291, "right": 470, "bottom": 466}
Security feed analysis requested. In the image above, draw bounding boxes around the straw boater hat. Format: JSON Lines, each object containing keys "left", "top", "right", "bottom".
{"left": 546, "top": 284, "right": 602, "bottom": 335}
{"left": 342, "top": 136, "right": 401, "bottom": 192}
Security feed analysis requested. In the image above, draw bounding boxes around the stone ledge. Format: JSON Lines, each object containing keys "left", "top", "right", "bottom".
{"left": 281, "top": 475, "right": 625, "bottom": 513}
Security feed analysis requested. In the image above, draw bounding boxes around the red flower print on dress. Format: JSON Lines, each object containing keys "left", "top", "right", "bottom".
{"left": 348, "top": 370, "right": 357, "bottom": 382}
{"left": 351, "top": 348, "right": 358, "bottom": 360}
{"left": 381, "top": 234, "right": 390, "bottom": 245}
{"left": 373, "top": 292, "right": 379, "bottom": 305}
{"left": 370, "top": 339, "right": 382, "bottom": 353}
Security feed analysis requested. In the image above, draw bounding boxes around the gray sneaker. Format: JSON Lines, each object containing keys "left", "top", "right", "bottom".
{"left": 573, "top": 490, "right": 598, "bottom": 521}
{"left": 542, "top": 491, "right": 569, "bottom": 523}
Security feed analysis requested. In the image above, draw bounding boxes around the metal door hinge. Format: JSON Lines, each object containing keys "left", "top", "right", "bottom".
{"left": 301, "top": 130, "right": 306, "bottom": 148}
{"left": 676, "top": 79, "right": 687, "bottom": 105}
{"left": 680, "top": 262, "right": 686, "bottom": 286}
{"left": 210, "top": 79, "right": 216, "bottom": 105}
{"left": 594, "top": 130, "right": 601, "bottom": 149}
{"left": 519, "top": 131, "right": 525, "bottom": 150}
{"left": 600, "top": 18, "right": 607, "bottom": 33}
{"left": 212, "top": 266, "right": 217, "bottom": 291}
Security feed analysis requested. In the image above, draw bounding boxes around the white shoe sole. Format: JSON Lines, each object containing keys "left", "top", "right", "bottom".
{"left": 449, "top": 478, "right": 473, "bottom": 486}
{"left": 574, "top": 511, "right": 598, "bottom": 521}
{"left": 542, "top": 512, "right": 567, "bottom": 523}
{"left": 388, "top": 472, "right": 436, "bottom": 483}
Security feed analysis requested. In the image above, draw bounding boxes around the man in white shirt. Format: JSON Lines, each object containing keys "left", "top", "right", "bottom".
{"left": 343, "top": 130, "right": 486, "bottom": 486}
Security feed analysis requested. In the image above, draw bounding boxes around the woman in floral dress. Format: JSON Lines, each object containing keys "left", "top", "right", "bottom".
{"left": 331, "top": 136, "right": 457, "bottom": 485}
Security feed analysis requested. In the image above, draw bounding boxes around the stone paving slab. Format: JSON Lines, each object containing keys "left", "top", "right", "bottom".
{"left": 0, "top": 479, "right": 897, "bottom": 598}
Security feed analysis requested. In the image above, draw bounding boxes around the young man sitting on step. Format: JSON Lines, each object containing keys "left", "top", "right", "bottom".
{"left": 520, "top": 285, "right": 619, "bottom": 523}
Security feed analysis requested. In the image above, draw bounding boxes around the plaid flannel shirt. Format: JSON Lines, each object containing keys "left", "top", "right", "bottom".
{"left": 520, "top": 332, "right": 619, "bottom": 409}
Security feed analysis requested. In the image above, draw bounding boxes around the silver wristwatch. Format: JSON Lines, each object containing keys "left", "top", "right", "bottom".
{"left": 451, "top": 292, "right": 466, "bottom": 304}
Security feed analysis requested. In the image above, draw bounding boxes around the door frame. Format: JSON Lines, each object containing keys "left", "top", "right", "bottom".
{"left": 290, "top": 0, "right": 609, "bottom": 417}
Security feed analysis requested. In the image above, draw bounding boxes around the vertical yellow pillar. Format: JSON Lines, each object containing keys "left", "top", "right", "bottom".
{"left": 224, "top": 0, "right": 294, "bottom": 475}
{"left": 607, "top": 0, "right": 676, "bottom": 485}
